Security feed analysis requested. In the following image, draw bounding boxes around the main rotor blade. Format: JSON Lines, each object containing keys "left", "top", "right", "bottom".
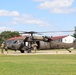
{"left": 39, "top": 30, "right": 74, "bottom": 33}
{"left": 19, "top": 31, "right": 37, "bottom": 34}
{"left": 18, "top": 30, "right": 74, "bottom": 35}
{"left": 19, "top": 31, "right": 43, "bottom": 35}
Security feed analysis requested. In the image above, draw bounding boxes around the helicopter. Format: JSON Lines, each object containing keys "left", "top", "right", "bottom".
{"left": 4, "top": 30, "right": 75, "bottom": 53}
{"left": 4, "top": 31, "right": 51, "bottom": 53}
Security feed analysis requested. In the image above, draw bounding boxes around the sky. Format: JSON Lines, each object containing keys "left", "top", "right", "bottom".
{"left": 0, "top": 0, "right": 76, "bottom": 36}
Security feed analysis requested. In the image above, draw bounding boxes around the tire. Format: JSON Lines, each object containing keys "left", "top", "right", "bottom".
{"left": 20, "top": 50, "right": 24, "bottom": 53}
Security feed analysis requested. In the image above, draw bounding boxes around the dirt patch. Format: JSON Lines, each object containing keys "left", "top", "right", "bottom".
{"left": 1, "top": 50, "right": 76, "bottom": 55}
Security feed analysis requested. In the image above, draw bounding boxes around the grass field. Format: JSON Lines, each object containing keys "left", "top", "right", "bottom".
{"left": 0, "top": 54, "right": 76, "bottom": 75}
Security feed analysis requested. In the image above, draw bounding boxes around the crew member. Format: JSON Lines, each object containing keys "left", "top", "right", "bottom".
{"left": 32, "top": 42, "right": 38, "bottom": 53}
{"left": 0, "top": 42, "right": 5, "bottom": 54}
{"left": 27, "top": 42, "right": 32, "bottom": 53}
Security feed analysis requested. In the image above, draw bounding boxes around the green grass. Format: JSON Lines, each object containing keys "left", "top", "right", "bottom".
{"left": 0, "top": 54, "right": 76, "bottom": 75}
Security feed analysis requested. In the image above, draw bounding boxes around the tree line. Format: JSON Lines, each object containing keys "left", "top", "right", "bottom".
{"left": 0, "top": 31, "right": 21, "bottom": 44}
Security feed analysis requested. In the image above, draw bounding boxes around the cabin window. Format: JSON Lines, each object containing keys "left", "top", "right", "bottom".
{"left": 26, "top": 42, "right": 28, "bottom": 46}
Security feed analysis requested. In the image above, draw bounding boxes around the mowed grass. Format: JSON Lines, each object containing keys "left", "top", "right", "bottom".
{"left": 0, "top": 54, "right": 76, "bottom": 75}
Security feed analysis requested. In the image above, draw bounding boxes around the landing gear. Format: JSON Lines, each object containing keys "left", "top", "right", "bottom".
{"left": 27, "top": 48, "right": 31, "bottom": 53}
{"left": 66, "top": 48, "right": 71, "bottom": 53}
{"left": 20, "top": 50, "right": 24, "bottom": 53}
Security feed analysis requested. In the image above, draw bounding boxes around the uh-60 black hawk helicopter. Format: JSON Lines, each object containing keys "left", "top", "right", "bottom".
{"left": 5, "top": 30, "right": 76, "bottom": 53}
{"left": 5, "top": 31, "right": 51, "bottom": 53}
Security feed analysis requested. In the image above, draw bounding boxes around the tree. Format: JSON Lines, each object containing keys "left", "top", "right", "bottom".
{"left": 73, "top": 27, "right": 76, "bottom": 38}
{"left": 0, "top": 31, "right": 21, "bottom": 43}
